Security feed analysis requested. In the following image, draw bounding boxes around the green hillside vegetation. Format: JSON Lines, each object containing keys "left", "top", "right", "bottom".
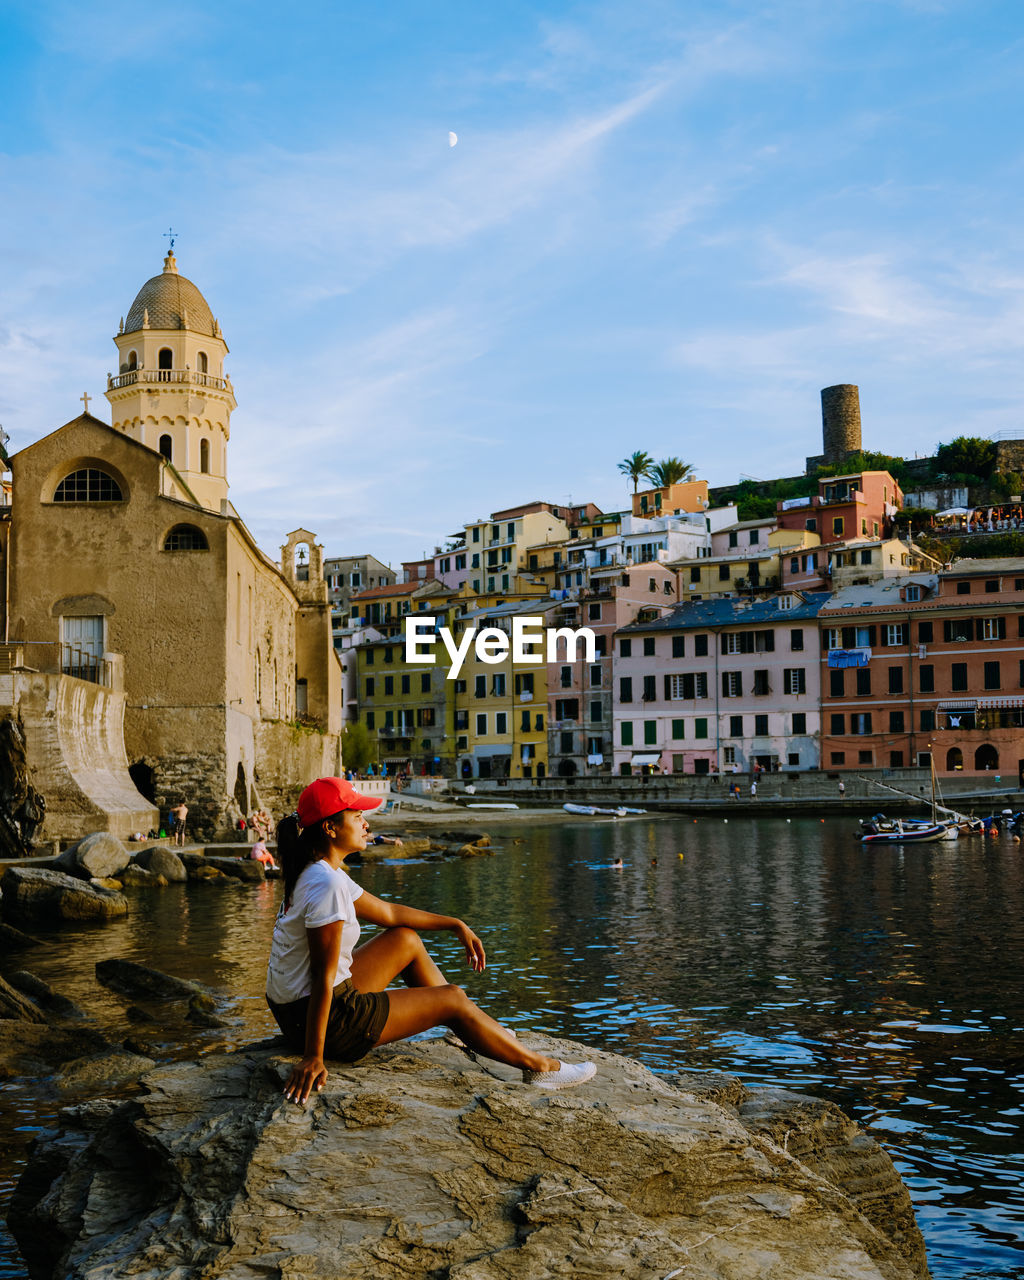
{"left": 732, "top": 438, "right": 1021, "bottom": 520}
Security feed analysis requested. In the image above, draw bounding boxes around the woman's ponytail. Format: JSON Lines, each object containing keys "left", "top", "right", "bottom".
{"left": 278, "top": 812, "right": 323, "bottom": 909}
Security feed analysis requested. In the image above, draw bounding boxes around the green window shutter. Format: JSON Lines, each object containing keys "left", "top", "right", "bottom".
{"left": 671, "top": 719, "right": 685, "bottom": 739}
{"left": 621, "top": 722, "right": 634, "bottom": 746}
{"left": 694, "top": 718, "right": 708, "bottom": 740}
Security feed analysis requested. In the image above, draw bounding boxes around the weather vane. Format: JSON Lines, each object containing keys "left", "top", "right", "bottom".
{"left": 163, "top": 226, "right": 178, "bottom": 253}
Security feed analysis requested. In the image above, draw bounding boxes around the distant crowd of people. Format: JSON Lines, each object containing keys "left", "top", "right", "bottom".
{"left": 935, "top": 504, "right": 1024, "bottom": 534}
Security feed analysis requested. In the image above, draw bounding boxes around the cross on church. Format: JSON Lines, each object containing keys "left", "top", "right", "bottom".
{"left": 80, "top": 392, "right": 91, "bottom": 414}
{"left": 164, "top": 226, "right": 178, "bottom": 252}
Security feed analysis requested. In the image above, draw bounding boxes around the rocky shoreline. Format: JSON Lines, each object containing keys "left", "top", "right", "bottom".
{"left": 6, "top": 1032, "right": 930, "bottom": 1280}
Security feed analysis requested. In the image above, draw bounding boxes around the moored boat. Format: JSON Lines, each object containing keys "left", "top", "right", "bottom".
{"left": 861, "top": 819, "right": 948, "bottom": 844}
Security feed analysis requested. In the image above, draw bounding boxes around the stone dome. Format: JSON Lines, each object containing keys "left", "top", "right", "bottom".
{"left": 124, "top": 252, "right": 218, "bottom": 336}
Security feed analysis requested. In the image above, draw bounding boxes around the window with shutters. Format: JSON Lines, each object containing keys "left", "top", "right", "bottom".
{"left": 722, "top": 671, "right": 742, "bottom": 697}
{"left": 919, "top": 664, "right": 934, "bottom": 692}
{"left": 668, "top": 673, "right": 707, "bottom": 700}
{"left": 783, "top": 668, "right": 805, "bottom": 695}
{"left": 753, "top": 669, "right": 770, "bottom": 695}
{"left": 754, "top": 714, "right": 769, "bottom": 736}
{"left": 888, "top": 666, "right": 904, "bottom": 694}
{"left": 980, "top": 617, "right": 1006, "bottom": 641}
{"left": 672, "top": 635, "right": 685, "bottom": 657}
{"left": 619, "top": 677, "right": 633, "bottom": 702}
{"left": 694, "top": 634, "right": 709, "bottom": 656}
{"left": 984, "top": 661, "right": 1001, "bottom": 690}
{"left": 829, "top": 669, "right": 845, "bottom": 697}
{"left": 621, "top": 722, "right": 633, "bottom": 746}
{"left": 951, "top": 664, "right": 968, "bottom": 691}
{"left": 792, "top": 712, "right": 807, "bottom": 734}
{"left": 644, "top": 721, "right": 657, "bottom": 744}
{"left": 790, "top": 629, "right": 804, "bottom": 651}
{"left": 830, "top": 713, "right": 845, "bottom": 734}
{"left": 883, "top": 624, "right": 907, "bottom": 646}
{"left": 856, "top": 668, "right": 871, "bottom": 695}
{"left": 642, "top": 675, "right": 656, "bottom": 702}
{"left": 851, "top": 713, "right": 872, "bottom": 735}
{"left": 729, "top": 714, "right": 743, "bottom": 736}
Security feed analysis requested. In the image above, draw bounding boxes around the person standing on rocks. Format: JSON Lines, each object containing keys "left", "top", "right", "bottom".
{"left": 267, "top": 776, "right": 597, "bottom": 1103}
{"left": 171, "top": 801, "right": 188, "bottom": 846}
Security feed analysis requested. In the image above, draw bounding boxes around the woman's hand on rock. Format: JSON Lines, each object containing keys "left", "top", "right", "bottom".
{"left": 284, "top": 1057, "right": 328, "bottom": 1104}
{"left": 455, "top": 922, "right": 486, "bottom": 972}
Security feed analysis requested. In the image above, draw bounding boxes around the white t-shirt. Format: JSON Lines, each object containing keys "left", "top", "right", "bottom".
{"left": 266, "top": 860, "right": 364, "bottom": 1003}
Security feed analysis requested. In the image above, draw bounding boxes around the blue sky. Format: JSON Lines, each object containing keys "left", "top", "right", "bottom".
{"left": 2, "top": 1, "right": 1024, "bottom": 567}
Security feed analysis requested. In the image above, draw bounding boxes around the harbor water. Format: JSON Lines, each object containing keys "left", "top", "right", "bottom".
{"left": 1, "top": 815, "right": 1022, "bottom": 1278}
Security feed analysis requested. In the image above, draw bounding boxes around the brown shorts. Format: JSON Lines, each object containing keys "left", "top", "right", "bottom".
{"left": 267, "top": 979, "right": 390, "bottom": 1063}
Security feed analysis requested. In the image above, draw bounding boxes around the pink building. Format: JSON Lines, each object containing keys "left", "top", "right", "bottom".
{"left": 612, "top": 591, "right": 831, "bottom": 775}
{"left": 546, "top": 561, "right": 678, "bottom": 776}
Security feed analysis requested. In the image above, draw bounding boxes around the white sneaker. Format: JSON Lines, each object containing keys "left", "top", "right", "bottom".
{"left": 523, "top": 1060, "right": 597, "bottom": 1090}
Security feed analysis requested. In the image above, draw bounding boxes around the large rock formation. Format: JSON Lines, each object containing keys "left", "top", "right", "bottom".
{"left": 0, "top": 866, "right": 128, "bottom": 925}
{"left": 9, "top": 1036, "right": 930, "bottom": 1280}
{"left": 0, "top": 713, "right": 46, "bottom": 857}
{"left": 54, "top": 832, "right": 132, "bottom": 881}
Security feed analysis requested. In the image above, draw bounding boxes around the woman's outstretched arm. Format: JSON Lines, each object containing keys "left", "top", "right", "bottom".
{"left": 355, "top": 890, "right": 486, "bottom": 972}
{"left": 283, "top": 920, "right": 342, "bottom": 1103}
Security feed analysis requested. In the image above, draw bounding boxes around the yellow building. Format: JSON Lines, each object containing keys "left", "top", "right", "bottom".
{"left": 464, "top": 504, "right": 570, "bottom": 596}
{"left": 453, "top": 601, "right": 554, "bottom": 780}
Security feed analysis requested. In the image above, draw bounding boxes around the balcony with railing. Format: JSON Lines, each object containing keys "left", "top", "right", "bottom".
{"left": 0, "top": 642, "right": 121, "bottom": 689}
{"left": 107, "top": 369, "right": 230, "bottom": 392}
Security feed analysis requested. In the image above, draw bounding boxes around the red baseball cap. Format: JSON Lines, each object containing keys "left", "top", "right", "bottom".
{"left": 297, "top": 777, "right": 384, "bottom": 827}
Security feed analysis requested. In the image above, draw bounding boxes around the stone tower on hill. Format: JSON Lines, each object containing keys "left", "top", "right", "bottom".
{"left": 806, "top": 384, "right": 863, "bottom": 473}
{"left": 106, "top": 251, "right": 236, "bottom": 513}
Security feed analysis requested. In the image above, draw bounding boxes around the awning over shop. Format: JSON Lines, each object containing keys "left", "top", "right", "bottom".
{"left": 976, "top": 697, "right": 1024, "bottom": 710}
{"left": 938, "top": 700, "right": 978, "bottom": 712}
{"left": 631, "top": 753, "right": 661, "bottom": 766}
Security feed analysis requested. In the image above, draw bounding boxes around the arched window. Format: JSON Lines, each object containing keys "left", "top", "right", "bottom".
{"left": 197, "top": 351, "right": 208, "bottom": 374}
{"left": 127, "top": 350, "right": 138, "bottom": 370}
{"left": 975, "top": 744, "right": 999, "bottom": 771}
{"left": 946, "top": 747, "right": 963, "bottom": 772}
{"left": 200, "top": 438, "right": 210, "bottom": 473}
{"left": 158, "top": 348, "right": 173, "bottom": 380}
{"left": 53, "top": 469, "right": 123, "bottom": 502}
{"left": 158, "top": 433, "right": 173, "bottom": 461}
{"left": 163, "top": 524, "right": 209, "bottom": 551}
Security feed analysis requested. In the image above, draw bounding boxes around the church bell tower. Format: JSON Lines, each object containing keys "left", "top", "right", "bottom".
{"left": 105, "top": 249, "right": 236, "bottom": 512}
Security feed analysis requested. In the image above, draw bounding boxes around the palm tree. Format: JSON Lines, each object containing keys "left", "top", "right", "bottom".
{"left": 646, "top": 457, "right": 695, "bottom": 489}
{"left": 618, "top": 451, "right": 654, "bottom": 493}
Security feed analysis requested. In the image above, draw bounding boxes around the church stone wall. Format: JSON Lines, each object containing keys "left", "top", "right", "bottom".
{"left": 255, "top": 719, "right": 343, "bottom": 822}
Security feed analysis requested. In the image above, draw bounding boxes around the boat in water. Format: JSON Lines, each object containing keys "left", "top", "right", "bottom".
{"left": 860, "top": 815, "right": 951, "bottom": 844}
{"left": 562, "top": 803, "right": 647, "bottom": 818}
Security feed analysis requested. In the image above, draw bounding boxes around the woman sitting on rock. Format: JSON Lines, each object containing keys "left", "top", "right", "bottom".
{"left": 267, "top": 776, "right": 596, "bottom": 1103}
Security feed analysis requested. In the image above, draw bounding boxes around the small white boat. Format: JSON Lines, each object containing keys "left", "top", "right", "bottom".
{"left": 563, "top": 803, "right": 636, "bottom": 818}
{"left": 466, "top": 803, "right": 519, "bottom": 810}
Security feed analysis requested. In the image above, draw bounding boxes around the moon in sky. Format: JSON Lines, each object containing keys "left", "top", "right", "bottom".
{"left": 448, "top": 131, "right": 458, "bottom": 148}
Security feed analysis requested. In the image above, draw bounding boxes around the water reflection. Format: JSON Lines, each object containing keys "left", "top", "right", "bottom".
{"left": 1, "top": 817, "right": 1022, "bottom": 1279}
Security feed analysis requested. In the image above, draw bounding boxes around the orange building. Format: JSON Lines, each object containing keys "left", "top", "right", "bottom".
{"left": 819, "top": 559, "right": 1024, "bottom": 780}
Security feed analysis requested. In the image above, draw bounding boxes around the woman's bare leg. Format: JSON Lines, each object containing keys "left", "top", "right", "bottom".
{"left": 349, "top": 926, "right": 446, "bottom": 992}
{"left": 374, "top": 984, "right": 558, "bottom": 1074}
